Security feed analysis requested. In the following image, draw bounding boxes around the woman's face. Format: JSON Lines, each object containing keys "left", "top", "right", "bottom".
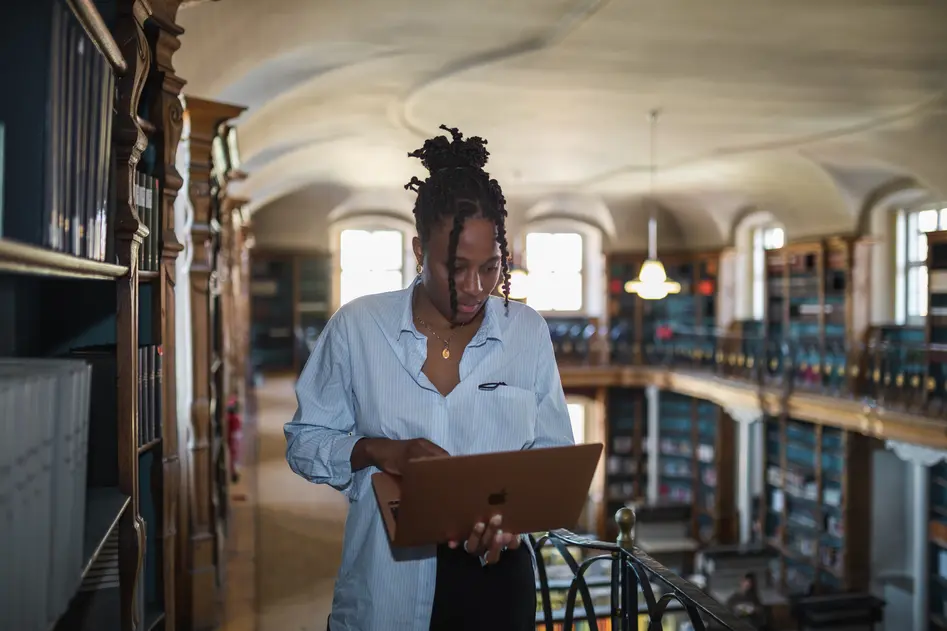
{"left": 414, "top": 215, "right": 502, "bottom": 325}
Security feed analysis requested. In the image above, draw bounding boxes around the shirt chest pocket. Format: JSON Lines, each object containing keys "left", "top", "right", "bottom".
{"left": 449, "top": 385, "right": 538, "bottom": 455}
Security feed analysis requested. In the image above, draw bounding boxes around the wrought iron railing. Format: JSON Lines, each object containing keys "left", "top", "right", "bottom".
{"left": 551, "top": 324, "right": 946, "bottom": 418}
{"left": 532, "top": 508, "right": 755, "bottom": 631}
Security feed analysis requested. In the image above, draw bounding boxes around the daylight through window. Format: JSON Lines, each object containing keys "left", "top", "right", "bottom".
{"left": 525, "top": 232, "right": 583, "bottom": 312}
{"left": 339, "top": 229, "right": 404, "bottom": 306}
{"left": 899, "top": 207, "right": 947, "bottom": 320}
{"left": 752, "top": 226, "right": 784, "bottom": 320}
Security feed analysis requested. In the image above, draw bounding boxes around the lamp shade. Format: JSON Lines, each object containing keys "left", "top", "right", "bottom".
{"left": 623, "top": 259, "right": 681, "bottom": 300}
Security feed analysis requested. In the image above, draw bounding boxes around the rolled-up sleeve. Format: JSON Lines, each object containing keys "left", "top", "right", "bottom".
{"left": 284, "top": 313, "right": 364, "bottom": 499}
{"left": 528, "top": 320, "right": 575, "bottom": 449}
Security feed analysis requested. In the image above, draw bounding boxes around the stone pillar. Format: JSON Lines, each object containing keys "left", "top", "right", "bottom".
{"left": 724, "top": 404, "right": 764, "bottom": 544}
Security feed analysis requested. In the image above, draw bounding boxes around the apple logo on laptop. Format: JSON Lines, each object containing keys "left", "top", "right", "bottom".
{"left": 487, "top": 489, "right": 507, "bottom": 506}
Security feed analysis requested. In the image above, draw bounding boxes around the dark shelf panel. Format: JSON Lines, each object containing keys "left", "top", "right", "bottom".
{"left": 80, "top": 487, "right": 131, "bottom": 582}
{"left": 144, "top": 606, "right": 165, "bottom": 631}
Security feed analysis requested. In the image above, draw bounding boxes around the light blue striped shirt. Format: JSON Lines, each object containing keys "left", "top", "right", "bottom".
{"left": 285, "top": 282, "right": 575, "bottom": 631}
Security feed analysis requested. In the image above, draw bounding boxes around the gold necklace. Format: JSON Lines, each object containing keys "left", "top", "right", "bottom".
{"left": 415, "top": 316, "right": 465, "bottom": 359}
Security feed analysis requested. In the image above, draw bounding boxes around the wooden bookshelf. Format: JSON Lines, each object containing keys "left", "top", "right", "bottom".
{"left": 929, "top": 461, "right": 947, "bottom": 628}
{"left": 250, "top": 248, "right": 332, "bottom": 375}
{"left": 926, "top": 230, "right": 947, "bottom": 414}
{"left": 219, "top": 195, "right": 253, "bottom": 426}
{"left": 601, "top": 387, "right": 648, "bottom": 538}
{"left": 179, "top": 95, "right": 246, "bottom": 631}
{"left": 606, "top": 250, "right": 720, "bottom": 363}
{"left": 762, "top": 238, "right": 870, "bottom": 389}
{"left": 656, "top": 392, "right": 736, "bottom": 545}
{"left": 759, "top": 416, "right": 873, "bottom": 596}
{"left": 0, "top": 0, "right": 188, "bottom": 629}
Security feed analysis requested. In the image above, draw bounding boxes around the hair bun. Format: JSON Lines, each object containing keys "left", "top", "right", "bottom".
{"left": 408, "top": 125, "right": 490, "bottom": 175}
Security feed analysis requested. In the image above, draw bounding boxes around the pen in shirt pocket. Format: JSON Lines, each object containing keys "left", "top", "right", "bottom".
{"left": 478, "top": 381, "right": 507, "bottom": 391}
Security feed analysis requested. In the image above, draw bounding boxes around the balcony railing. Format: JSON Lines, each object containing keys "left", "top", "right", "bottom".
{"left": 549, "top": 322, "right": 946, "bottom": 418}
{"left": 533, "top": 507, "right": 755, "bottom": 631}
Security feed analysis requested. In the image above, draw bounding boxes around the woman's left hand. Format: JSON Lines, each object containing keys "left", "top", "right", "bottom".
{"left": 448, "top": 514, "right": 521, "bottom": 565}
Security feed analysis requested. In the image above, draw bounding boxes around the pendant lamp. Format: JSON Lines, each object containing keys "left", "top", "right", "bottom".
{"left": 624, "top": 108, "right": 680, "bottom": 300}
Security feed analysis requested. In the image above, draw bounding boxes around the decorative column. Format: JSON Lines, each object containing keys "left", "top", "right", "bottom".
{"left": 182, "top": 96, "right": 246, "bottom": 631}
{"left": 146, "top": 4, "right": 188, "bottom": 628}
{"left": 112, "top": 2, "right": 150, "bottom": 627}
{"left": 885, "top": 440, "right": 947, "bottom": 630}
{"left": 723, "top": 404, "right": 764, "bottom": 544}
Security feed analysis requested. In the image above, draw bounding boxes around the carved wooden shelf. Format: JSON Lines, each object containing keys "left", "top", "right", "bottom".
{"left": 0, "top": 238, "right": 128, "bottom": 280}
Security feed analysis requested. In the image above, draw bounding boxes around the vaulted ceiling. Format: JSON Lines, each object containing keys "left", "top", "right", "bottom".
{"left": 175, "top": 0, "right": 947, "bottom": 250}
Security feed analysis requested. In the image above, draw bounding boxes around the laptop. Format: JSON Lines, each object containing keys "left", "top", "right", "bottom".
{"left": 372, "top": 443, "right": 603, "bottom": 548}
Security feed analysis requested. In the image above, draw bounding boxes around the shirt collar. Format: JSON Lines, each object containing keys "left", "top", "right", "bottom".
{"left": 397, "top": 279, "right": 505, "bottom": 347}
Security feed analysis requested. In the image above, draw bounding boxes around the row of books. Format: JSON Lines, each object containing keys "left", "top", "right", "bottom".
{"left": 36, "top": 0, "right": 115, "bottom": 260}
{"left": 138, "top": 345, "right": 163, "bottom": 447}
{"left": 0, "top": 359, "right": 92, "bottom": 631}
{"left": 135, "top": 171, "right": 161, "bottom": 272}
{"left": 0, "top": 0, "right": 115, "bottom": 259}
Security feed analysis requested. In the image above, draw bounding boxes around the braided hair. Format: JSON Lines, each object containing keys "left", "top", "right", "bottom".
{"left": 405, "top": 125, "right": 511, "bottom": 319}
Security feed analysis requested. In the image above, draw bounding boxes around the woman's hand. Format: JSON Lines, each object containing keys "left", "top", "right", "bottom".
{"left": 353, "top": 437, "right": 449, "bottom": 475}
{"left": 448, "top": 514, "right": 522, "bottom": 565}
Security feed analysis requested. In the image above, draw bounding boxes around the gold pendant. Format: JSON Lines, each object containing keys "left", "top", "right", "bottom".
{"left": 441, "top": 347, "right": 451, "bottom": 359}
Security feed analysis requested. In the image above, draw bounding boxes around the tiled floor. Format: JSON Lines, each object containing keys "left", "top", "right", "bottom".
{"left": 222, "top": 376, "right": 349, "bottom": 631}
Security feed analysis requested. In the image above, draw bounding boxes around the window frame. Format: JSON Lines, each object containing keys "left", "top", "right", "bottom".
{"left": 523, "top": 231, "right": 585, "bottom": 314}
{"left": 518, "top": 217, "right": 605, "bottom": 318}
{"left": 751, "top": 225, "right": 784, "bottom": 321}
{"left": 329, "top": 214, "right": 415, "bottom": 311}
{"left": 896, "top": 205, "right": 947, "bottom": 323}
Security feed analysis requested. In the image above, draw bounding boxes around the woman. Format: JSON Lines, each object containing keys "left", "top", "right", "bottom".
{"left": 285, "top": 125, "right": 575, "bottom": 631}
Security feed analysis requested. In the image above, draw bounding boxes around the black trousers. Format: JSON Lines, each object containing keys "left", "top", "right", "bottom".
{"left": 429, "top": 543, "right": 536, "bottom": 631}
{"left": 327, "top": 543, "right": 536, "bottom": 630}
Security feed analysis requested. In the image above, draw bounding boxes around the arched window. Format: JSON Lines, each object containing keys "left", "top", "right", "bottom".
{"left": 518, "top": 217, "right": 606, "bottom": 317}
{"left": 339, "top": 229, "right": 405, "bottom": 306}
{"left": 897, "top": 205, "right": 947, "bottom": 321}
{"left": 525, "top": 232, "right": 584, "bottom": 312}
{"left": 751, "top": 225, "right": 784, "bottom": 320}
{"left": 329, "top": 214, "right": 415, "bottom": 310}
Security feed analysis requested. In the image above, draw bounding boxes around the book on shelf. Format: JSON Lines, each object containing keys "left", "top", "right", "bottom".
{"left": 135, "top": 171, "right": 160, "bottom": 272}
{"left": 0, "top": 358, "right": 92, "bottom": 631}
{"left": 137, "top": 345, "right": 163, "bottom": 448}
{"left": 0, "top": 0, "right": 116, "bottom": 261}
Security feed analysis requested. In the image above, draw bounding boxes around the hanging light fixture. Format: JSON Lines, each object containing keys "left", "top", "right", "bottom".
{"left": 624, "top": 108, "right": 681, "bottom": 300}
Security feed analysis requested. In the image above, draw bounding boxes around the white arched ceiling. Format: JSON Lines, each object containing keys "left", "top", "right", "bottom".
{"left": 176, "top": 0, "right": 947, "bottom": 250}
{"left": 523, "top": 193, "right": 617, "bottom": 241}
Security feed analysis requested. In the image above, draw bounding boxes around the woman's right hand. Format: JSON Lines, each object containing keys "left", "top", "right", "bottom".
{"left": 354, "top": 437, "right": 449, "bottom": 475}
